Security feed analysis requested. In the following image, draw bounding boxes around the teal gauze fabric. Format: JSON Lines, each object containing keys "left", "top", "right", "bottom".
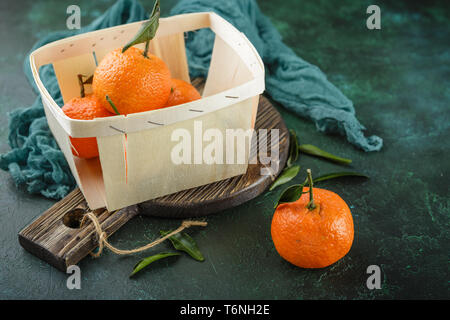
{"left": 0, "top": 0, "right": 382, "bottom": 200}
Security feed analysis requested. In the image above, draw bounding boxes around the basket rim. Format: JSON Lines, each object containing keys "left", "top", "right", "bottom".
{"left": 29, "top": 12, "right": 265, "bottom": 138}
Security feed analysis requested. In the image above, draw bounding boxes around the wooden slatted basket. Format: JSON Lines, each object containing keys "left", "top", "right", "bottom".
{"left": 29, "top": 12, "right": 265, "bottom": 211}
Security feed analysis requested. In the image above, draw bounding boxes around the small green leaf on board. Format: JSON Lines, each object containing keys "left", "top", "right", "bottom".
{"left": 130, "top": 252, "right": 180, "bottom": 277}
{"left": 160, "top": 231, "right": 205, "bottom": 261}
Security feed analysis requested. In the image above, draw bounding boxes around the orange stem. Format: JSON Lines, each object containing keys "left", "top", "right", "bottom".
{"left": 77, "top": 74, "right": 85, "bottom": 98}
{"left": 143, "top": 40, "right": 150, "bottom": 58}
{"left": 306, "top": 169, "right": 316, "bottom": 210}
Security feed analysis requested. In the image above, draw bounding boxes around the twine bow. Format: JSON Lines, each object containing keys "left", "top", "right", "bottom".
{"left": 80, "top": 212, "right": 207, "bottom": 257}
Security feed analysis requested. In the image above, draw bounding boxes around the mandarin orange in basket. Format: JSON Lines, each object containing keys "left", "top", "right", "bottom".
{"left": 92, "top": 46, "right": 171, "bottom": 115}
{"left": 62, "top": 94, "right": 115, "bottom": 159}
{"left": 271, "top": 169, "right": 354, "bottom": 268}
{"left": 165, "top": 78, "right": 201, "bottom": 107}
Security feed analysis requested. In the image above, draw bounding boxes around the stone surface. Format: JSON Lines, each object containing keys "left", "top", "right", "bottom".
{"left": 0, "top": 0, "right": 448, "bottom": 299}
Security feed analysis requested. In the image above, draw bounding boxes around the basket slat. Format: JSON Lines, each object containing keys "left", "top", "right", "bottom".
{"left": 42, "top": 96, "right": 83, "bottom": 193}
{"left": 53, "top": 52, "right": 97, "bottom": 103}
{"left": 96, "top": 133, "right": 127, "bottom": 209}
{"left": 203, "top": 35, "right": 253, "bottom": 97}
{"left": 99, "top": 97, "right": 256, "bottom": 211}
{"left": 150, "top": 33, "right": 190, "bottom": 83}
{"left": 73, "top": 157, "right": 106, "bottom": 209}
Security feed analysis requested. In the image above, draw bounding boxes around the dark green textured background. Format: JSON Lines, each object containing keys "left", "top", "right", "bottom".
{"left": 0, "top": 0, "right": 448, "bottom": 299}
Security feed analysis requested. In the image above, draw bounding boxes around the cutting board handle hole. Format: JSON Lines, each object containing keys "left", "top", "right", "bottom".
{"left": 62, "top": 208, "right": 86, "bottom": 229}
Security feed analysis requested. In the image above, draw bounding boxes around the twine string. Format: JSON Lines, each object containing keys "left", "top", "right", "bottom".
{"left": 79, "top": 212, "right": 207, "bottom": 257}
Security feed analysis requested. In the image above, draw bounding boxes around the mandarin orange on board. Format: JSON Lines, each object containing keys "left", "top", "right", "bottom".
{"left": 62, "top": 94, "right": 115, "bottom": 159}
{"left": 92, "top": 47, "right": 171, "bottom": 115}
{"left": 271, "top": 180, "right": 354, "bottom": 268}
{"left": 165, "top": 78, "right": 201, "bottom": 107}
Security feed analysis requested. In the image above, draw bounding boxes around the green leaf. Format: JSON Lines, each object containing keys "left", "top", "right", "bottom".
{"left": 160, "top": 231, "right": 204, "bottom": 261}
{"left": 122, "top": 0, "right": 160, "bottom": 54}
{"left": 313, "top": 171, "right": 369, "bottom": 183}
{"left": 286, "top": 129, "right": 299, "bottom": 167}
{"left": 106, "top": 95, "right": 120, "bottom": 115}
{"left": 269, "top": 165, "right": 300, "bottom": 191}
{"left": 129, "top": 252, "right": 180, "bottom": 277}
{"left": 274, "top": 183, "right": 307, "bottom": 208}
{"left": 298, "top": 144, "right": 352, "bottom": 165}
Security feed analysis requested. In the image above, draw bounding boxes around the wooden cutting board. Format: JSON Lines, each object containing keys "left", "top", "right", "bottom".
{"left": 18, "top": 86, "right": 289, "bottom": 271}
